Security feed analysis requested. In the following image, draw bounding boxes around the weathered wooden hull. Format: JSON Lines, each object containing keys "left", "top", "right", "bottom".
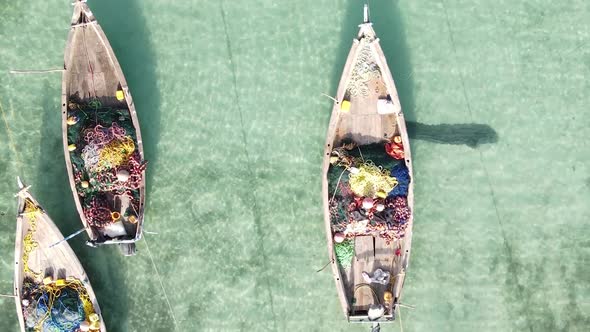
{"left": 14, "top": 178, "right": 106, "bottom": 331}
{"left": 322, "top": 7, "right": 414, "bottom": 324}
{"left": 61, "top": 1, "right": 146, "bottom": 251}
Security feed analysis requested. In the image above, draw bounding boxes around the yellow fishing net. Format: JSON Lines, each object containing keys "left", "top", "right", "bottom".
{"left": 348, "top": 162, "right": 398, "bottom": 198}
{"left": 22, "top": 199, "right": 41, "bottom": 278}
{"left": 96, "top": 136, "right": 135, "bottom": 171}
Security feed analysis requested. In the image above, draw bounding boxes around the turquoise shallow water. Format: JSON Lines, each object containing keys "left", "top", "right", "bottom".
{"left": 1, "top": 0, "right": 589, "bottom": 331}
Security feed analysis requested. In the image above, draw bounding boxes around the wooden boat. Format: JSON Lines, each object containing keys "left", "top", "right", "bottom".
{"left": 322, "top": 5, "right": 414, "bottom": 328}
{"left": 62, "top": 0, "right": 146, "bottom": 255}
{"left": 14, "top": 177, "right": 106, "bottom": 331}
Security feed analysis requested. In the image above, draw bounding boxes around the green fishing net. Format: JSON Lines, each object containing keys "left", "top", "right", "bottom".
{"left": 334, "top": 239, "right": 355, "bottom": 269}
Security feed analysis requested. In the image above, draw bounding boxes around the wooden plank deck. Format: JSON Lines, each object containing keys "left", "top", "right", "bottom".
{"left": 67, "top": 25, "right": 120, "bottom": 102}
{"left": 341, "top": 236, "right": 397, "bottom": 314}
{"left": 334, "top": 76, "right": 397, "bottom": 147}
{"left": 352, "top": 236, "right": 376, "bottom": 312}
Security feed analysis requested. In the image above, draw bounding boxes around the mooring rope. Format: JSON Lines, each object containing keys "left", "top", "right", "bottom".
{"left": 144, "top": 237, "right": 179, "bottom": 330}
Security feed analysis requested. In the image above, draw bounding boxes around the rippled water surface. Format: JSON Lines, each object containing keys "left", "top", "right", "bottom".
{"left": 1, "top": 0, "right": 589, "bottom": 331}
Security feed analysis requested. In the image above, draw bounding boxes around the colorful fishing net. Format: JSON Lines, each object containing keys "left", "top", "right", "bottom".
{"left": 67, "top": 99, "right": 146, "bottom": 230}
{"left": 81, "top": 124, "right": 135, "bottom": 172}
{"left": 21, "top": 277, "right": 97, "bottom": 332}
{"left": 84, "top": 195, "right": 114, "bottom": 228}
{"left": 328, "top": 142, "right": 412, "bottom": 244}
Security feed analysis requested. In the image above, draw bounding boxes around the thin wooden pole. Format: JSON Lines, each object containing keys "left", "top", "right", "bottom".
{"left": 316, "top": 259, "right": 334, "bottom": 273}
{"left": 9, "top": 69, "right": 64, "bottom": 74}
{"left": 321, "top": 93, "right": 339, "bottom": 104}
{"left": 397, "top": 302, "right": 416, "bottom": 309}
{"left": 48, "top": 228, "right": 86, "bottom": 248}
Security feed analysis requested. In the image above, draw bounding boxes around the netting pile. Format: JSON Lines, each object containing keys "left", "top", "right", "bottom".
{"left": 21, "top": 277, "right": 98, "bottom": 332}
{"left": 346, "top": 39, "right": 382, "bottom": 97}
{"left": 328, "top": 139, "right": 411, "bottom": 246}
{"left": 67, "top": 99, "right": 146, "bottom": 230}
{"left": 334, "top": 239, "right": 355, "bottom": 269}
{"left": 22, "top": 200, "right": 42, "bottom": 279}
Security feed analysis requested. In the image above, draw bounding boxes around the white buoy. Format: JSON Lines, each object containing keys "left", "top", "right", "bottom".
{"left": 116, "top": 169, "right": 130, "bottom": 182}
{"left": 362, "top": 198, "right": 374, "bottom": 210}
{"left": 368, "top": 304, "right": 385, "bottom": 320}
{"left": 333, "top": 232, "right": 345, "bottom": 243}
{"left": 79, "top": 321, "right": 90, "bottom": 331}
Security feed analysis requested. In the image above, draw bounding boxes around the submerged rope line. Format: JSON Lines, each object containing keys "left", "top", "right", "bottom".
{"left": 219, "top": 1, "right": 278, "bottom": 329}
{"left": 398, "top": 304, "right": 404, "bottom": 332}
{"left": 441, "top": 7, "right": 527, "bottom": 329}
{"left": 144, "top": 238, "right": 179, "bottom": 331}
